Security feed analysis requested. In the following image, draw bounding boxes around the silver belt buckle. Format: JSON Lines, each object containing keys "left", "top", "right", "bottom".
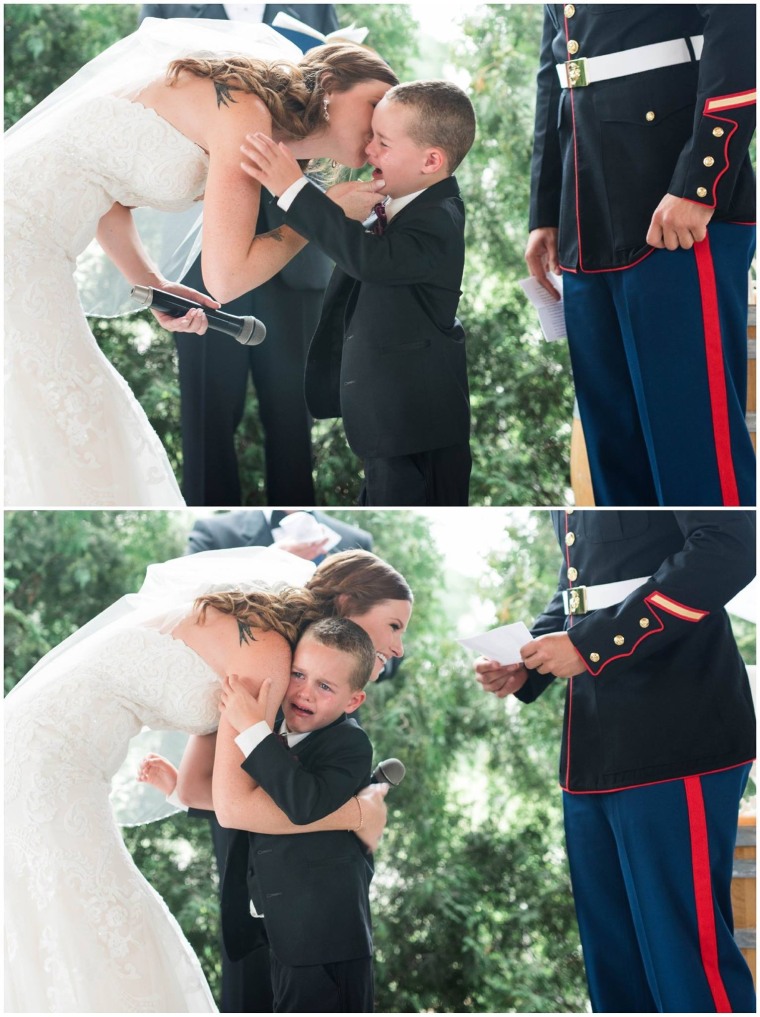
{"left": 565, "top": 57, "right": 588, "bottom": 87}
{"left": 563, "top": 586, "right": 588, "bottom": 615}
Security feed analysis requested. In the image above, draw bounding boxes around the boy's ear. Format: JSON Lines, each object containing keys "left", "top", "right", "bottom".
{"left": 344, "top": 689, "right": 367, "bottom": 714}
{"left": 421, "top": 146, "right": 447, "bottom": 175}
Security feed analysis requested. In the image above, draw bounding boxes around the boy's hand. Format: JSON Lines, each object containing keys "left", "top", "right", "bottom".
{"left": 137, "top": 753, "right": 178, "bottom": 796}
{"left": 326, "top": 179, "right": 387, "bottom": 222}
{"left": 220, "top": 673, "right": 271, "bottom": 733}
{"left": 240, "top": 132, "right": 303, "bottom": 197}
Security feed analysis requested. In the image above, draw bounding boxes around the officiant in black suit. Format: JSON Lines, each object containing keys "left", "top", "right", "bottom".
{"left": 185, "top": 507, "right": 377, "bottom": 1012}
{"left": 139, "top": 5, "right": 339, "bottom": 507}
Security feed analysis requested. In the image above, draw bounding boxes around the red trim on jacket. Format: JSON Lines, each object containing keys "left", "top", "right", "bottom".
{"left": 684, "top": 776, "right": 733, "bottom": 1012}
{"left": 560, "top": 758, "right": 755, "bottom": 795}
{"left": 704, "top": 89, "right": 756, "bottom": 113}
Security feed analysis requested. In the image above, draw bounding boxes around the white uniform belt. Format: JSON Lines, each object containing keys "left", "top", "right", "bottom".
{"left": 562, "top": 576, "right": 649, "bottom": 615}
{"left": 556, "top": 35, "right": 704, "bottom": 88}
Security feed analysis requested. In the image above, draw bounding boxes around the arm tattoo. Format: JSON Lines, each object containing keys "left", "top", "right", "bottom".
{"left": 237, "top": 619, "right": 257, "bottom": 646}
{"left": 252, "top": 228, "right": 286, "bottom": 244}
{"left": 214, "top": 81, "right": 238, "bottom": 109}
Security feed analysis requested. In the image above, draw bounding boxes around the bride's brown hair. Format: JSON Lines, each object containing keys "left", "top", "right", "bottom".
{"left": 166, "top": 42, "right": 398, "bottom": 141}
{"left": 194, "top": 551, "right": 411, "bottom": 643}
{"left": 194, "top": 588, "right": 307, "bottom": 647}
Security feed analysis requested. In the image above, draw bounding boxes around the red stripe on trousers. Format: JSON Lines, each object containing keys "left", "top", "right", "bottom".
{"left": 684, "top": 776, "right": 733, "bottom": 1012}
{"left": 693, "top": 235, "right": 740, "bottom": 504}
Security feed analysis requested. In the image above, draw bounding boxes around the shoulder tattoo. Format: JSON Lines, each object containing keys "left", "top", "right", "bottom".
{"left": 214, "top": 81, "right": 238, "bottom": 109}
{"left": 237, "top": 619, "right": 257, "bottom": 646}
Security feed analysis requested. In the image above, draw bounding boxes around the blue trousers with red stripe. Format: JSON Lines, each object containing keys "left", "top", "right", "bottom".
{"left": 564, "top": 223, "right": 756, "bottom": 506}
{"left": 563, "top": 765, "right": 755, "bottom": 1013}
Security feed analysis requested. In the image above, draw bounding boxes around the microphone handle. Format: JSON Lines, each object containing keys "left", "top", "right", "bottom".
{"left": 131, "top": 286, "right": 265, "bottom": 345}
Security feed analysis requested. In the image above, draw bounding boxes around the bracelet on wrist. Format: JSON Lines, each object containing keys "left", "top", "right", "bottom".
{"left": 353, "top": 793, "right": 363, "bottom": 832}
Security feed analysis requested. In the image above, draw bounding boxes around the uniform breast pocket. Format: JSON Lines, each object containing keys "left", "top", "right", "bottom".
{"left": 581, "top": 512, "right": 651, "bottom": 543}
{"left": 594, "top": 69, "right": 697, "bottom": 251}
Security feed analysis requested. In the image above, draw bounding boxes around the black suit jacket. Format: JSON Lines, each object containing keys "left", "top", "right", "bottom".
{"left": 139, "top": 3, "right": 338, "bottom": 289}
{"left": 221, "top": 715, "right": 374, "bottom": 967}
{"left": 284, "top": 178, "right": 470, "bottom": 459}
{"left": 529, "top": 4, "right": 756, "bottom": 271}
{"left": 518, "top": 510, "right": 756, "bottom": 792}
{"left": 186, "top": 509, "right": 373, "bottom": 554}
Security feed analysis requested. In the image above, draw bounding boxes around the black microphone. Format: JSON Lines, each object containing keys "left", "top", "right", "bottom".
{"left": 371, "top": 758, "right": 406, "bottom": 787}
{"left": 131, "top": 285, "right": 266, "bottom": 346}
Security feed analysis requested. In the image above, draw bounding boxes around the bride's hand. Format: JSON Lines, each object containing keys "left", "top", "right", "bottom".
{"left": 150, "top": 282, "right": 220, "bottom": 336}
{"left": 327, "top": 179, "right": 387, "bottom": 223}
{"left": 354, "top": 782, "right": 389, "bottom": 852}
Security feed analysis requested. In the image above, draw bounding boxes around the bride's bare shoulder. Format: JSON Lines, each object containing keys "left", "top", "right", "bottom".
{"left": 179, "top": 605, "right": 292, "bottom": 679}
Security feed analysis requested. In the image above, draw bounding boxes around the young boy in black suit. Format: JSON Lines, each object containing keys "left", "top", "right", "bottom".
{"left": 242, "top": 81, "right": 476, "bottom": 506}
{"left": 218, "top": 617, "right": 377, "bottom": 1013}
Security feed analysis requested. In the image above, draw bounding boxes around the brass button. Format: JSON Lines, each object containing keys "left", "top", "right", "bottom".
{"left": 589, "top": 652, "right": 600, "bottom": 663}
{"left": 565, "top": 531, "right": 576, "bottom": 546}
{"left": 567, "top": 39, "right": 580, "bottom": 55}
{"left": 564, "top": 3, "right": 576, "bottom": 16}
{"left": 696, "top": 186, "right": 708, "bottom": 198}
{"left": 567, "top": 567, "right": 578, "bottom": 582}
{"left": 639, "top": 618, "right": 650, "bottom": 629}
{"left": 712, "top": 126, "right": 725, "bottom": 138}
{"left": 703, "top": 156, "right": 715, "bottom": 167}
{"left": 645, "top": 111, "right": 656, "bottom": 122}
{"left": 566, "top": 507, "right": 574, "bottom": 515}
{"left": 613, "top": 635, "right": 625, "bottom": 646}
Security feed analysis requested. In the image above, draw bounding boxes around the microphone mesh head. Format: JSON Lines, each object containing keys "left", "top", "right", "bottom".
{"left": 239, "top": 316, "right": 267, "bottom": 346}
{"left": 378, "top": 758, "right": 405, "bottom": 786}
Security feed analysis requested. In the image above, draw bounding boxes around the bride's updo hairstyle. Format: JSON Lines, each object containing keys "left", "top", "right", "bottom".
{"left": 194, "top": 588, "right": 307, "bottom": 647}
{"left": 166, "top": 42, "right": 398, "bottom": 142}
{"left": 302, "top": 550, "right": 413, "bottom": 623}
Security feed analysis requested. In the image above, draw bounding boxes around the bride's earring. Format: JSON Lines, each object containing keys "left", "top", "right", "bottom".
{"left": 323, "top": 97, "right": 330, "bottom": 122}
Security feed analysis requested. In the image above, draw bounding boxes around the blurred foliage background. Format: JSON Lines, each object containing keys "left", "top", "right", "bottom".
{"left": 4, "top": 3, "right": 574, "bottom": 506}
{"left": 4, "top": 509, "right": 756, "bottom": 1010}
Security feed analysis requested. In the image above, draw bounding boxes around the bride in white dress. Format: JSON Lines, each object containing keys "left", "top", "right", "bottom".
{"left": 3, "top": 546, "right": 397, "bottom": 1013}
{"left": 4, "top": 18, "right": 395, "bottom": 507}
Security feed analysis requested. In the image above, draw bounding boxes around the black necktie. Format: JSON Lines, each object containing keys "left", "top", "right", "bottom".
{"left": 372, "top": 202, "right": 388, "bottom": 235}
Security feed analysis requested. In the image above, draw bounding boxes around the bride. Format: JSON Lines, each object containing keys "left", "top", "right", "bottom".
{"left": 4, "top": 18, "right": 395, "bottom": 508}
{"left": 3, "top": 545, "right": 412, "bottom": 1013}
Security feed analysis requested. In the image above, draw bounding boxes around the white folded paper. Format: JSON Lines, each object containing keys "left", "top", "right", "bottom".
{"left": 272, "top": 11, "right": 369, "bottom": 45}
{"left": 457, "top": 621, "right": 533, "bottom": 665}
{"left": 271, "top": 511, "right": 342, "bottom": 553}
{"left": 518, "top": 273, "right": 567, "bottom": 342}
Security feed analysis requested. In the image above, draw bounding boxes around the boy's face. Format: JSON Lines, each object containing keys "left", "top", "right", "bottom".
{"left": 365, "top": 97, "right": 440, "bottom": 198}
{"left": 282, "top": 633, "right": 366, "bottom": 734}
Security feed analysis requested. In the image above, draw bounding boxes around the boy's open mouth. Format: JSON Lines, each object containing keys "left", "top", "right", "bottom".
{"left": 371, "top": 165, "right": 384, "bottom": 180}
{"left": 290, "top": 702, "right": 314, "bottom": 717}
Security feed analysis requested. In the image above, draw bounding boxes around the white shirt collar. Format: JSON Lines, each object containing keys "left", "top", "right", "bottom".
{"left": 384, "top": 188, "right": 426, "bottom": 221}
{"left": 278, "top": 719, "right": 310, "bottom": 747}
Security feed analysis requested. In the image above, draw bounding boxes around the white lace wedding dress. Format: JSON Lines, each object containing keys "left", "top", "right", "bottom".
{"left": 4, "top": 95, "right": 208, "bottom": 507}
{"left": 4, "top": 625, "right": 221, "bottom": 1013}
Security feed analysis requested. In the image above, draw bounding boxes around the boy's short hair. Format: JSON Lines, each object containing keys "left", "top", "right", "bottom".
{"left": 302, "top": 617, "right": 376, "bottom": 691}
{"left": 385, "top": 80, "right": 476, "bottom": 173}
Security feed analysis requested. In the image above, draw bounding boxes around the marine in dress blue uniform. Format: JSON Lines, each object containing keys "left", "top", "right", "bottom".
{"left": 528, "top": 5, "right": 756, "bottom": 506}
{"left": 511, "top": 511, "right": 756, "bottom": 1011}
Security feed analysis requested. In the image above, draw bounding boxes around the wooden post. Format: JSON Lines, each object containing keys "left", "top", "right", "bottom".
{"left": 733, "top": 812, "right": 756, "bottom": 984}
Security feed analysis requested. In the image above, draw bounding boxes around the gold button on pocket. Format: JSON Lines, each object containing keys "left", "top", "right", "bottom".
{"left": 696, "top": 186, "right": 708, "bottom": 198}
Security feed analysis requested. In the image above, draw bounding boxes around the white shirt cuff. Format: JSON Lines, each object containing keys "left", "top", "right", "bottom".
{"left": 235, "top": 721, "right": 273, "bottom": 758}
{"left": 166, "top": 788, "right": 188, "bottom": 811}
{"left": 278, "top": 176, "right": 310, "bottom": 210}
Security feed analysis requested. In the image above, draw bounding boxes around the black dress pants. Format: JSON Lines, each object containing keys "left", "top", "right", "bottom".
{"left": 176, "top": 259, "right": 321, "bottom": 505}
{"left": 270, "top": 951, "right": 374, "bottom": 1013}
{"left": 360, "top": 442, "right": 471, "bottom": 506}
